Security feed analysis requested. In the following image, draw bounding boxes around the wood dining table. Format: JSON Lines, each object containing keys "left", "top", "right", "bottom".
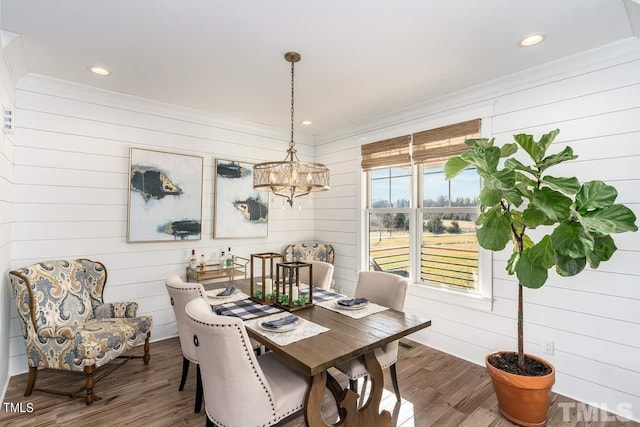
{"left": 206, "top": 278, "right": 431, "bottom": 427}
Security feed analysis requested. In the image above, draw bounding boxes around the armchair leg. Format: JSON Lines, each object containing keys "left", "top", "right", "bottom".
{"left": 25, "top": 366, "right": 37, "bottom": 396}
{"left": 179, "top": 357, "right": 190, "bottom": 391}
{"left": 205, "top": 416, "right": 214, "bottom": 427}
{"left": 195, "top": 364, "right": 203, "bottom": 413}
{"left": 84, "top": 365, "right": 97, "bottom": 405}
{"left": 390, "top": 362, "right": 401, "bottom": 401}
{"left": 143, "top": 333, "right": 151, "bottom": 365}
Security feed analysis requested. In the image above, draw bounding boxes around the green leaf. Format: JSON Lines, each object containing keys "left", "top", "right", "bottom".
{"left": 506, "top": 250, "right": 519, "bottom": 275}
{"left": 582, "top": 204, "right": 638, "bottom": 233}
{"left": 474, "top": 146, "right": 501, "bottom": 172}
{"left": 522, "top": 205, "right": 548, "bottom": 228}
{"left": 477, "top": 207, "right": 511, "bottom": 251}
{"left": 480, "top": 187, "right": 502, "bottom": 206}
{"left": 555, "top": 254, "right": 587, "bottom": 277}
{"left": 505, "top": 158, "right": 538, "bottom": 178}
{"left": 527, "top": 235, "right": 555, "bottom": 269}
{"left": 586, "top": 236, "right": 617, "bottom": 269}
{"left": 493, "top": 168, "right": 516, "bottom": 190}
{"left": 516, "top": 250, "right": 549, "bottom": 289}
{"left": 577, "top": 213, "right": 616, "bottom": 236}
{"left": 575, "top": 181, "right": 618, "bottom": 212}
{"left": 522, "top": 234, "right": 535, "bottom": 250}
{"left": 515, "top": 171, "right": 537, "bottom": 188}
{"left": 513, "top": 133, "right": 543, "bottom": 163}
{"left": 444, "top": 156, "right": 471, "bottom": 180}
{"left": 500, "top": 143, "right": 518, "bottom": 157}
{"left": 504, "top": 190, "right": 524, "bottom": 207}
{"left": 464, "top": 138, "right": 494, "bottom": 148}
{"left": 551, "top": 221, "right": 595, "bottom": 258}
{"left": 537, "top": 146, "right": 578, "bottom": 172}
{"left": 515, "top": 182, "right": 534, "bottom": 200}
{"left": 541, "top": 176, "right": 580, "bottom": 195}
{"left": 533, "top": 187, "right": 572, "bottom": 222}
{"left": 538, "top": 129, "right": 560, "bottom": 155}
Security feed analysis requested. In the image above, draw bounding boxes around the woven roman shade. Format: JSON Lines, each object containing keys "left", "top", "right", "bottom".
{"left": 360, "top": 135, "right": 411, "bottom": 171}
{"left": 412, "top": 119, "right": 481, "bottom": 168}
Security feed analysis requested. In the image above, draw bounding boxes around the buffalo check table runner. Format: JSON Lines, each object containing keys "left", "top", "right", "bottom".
{"left": 300, "top": 287, "right": 343, "bottom": 302}
{"left": 213, "top": 287, "right": 343, "bottom": 320}
{"left": 213, "top": 299, "right": 283, "bottom": 320}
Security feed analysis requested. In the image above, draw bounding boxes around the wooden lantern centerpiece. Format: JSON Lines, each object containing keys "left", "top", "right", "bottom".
{"left": 274, "top": 261, "right": 313, "bottom": 312}
{"left": 250, "top": 252, "right": 284, "bottom": 304}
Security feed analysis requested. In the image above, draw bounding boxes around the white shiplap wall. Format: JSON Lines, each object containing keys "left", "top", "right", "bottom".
{"left": 0, "top": 35, "right": 16, "bottom": 399}
{"left": 314, "top": 38, "right": 640, "bottom": 421}
{"left": 7, "top": 75, "right": 315, "bottom": 375}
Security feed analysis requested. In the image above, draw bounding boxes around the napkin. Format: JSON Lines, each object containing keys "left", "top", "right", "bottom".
{"left": 261, "top": 315, "right": 299, "bottom": 330}
{"left": 217, "top": 286, "right": 236, "bottom": 297}
{"left": 337, "top": 297, "right": 368, "bottom": 307}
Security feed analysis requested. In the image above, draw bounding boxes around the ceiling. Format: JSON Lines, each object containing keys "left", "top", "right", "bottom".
{"left": 0, "top": 0, "right": 636, "bottom": 135}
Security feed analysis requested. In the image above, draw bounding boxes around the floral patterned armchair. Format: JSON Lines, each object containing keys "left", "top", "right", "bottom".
{"left": 283, "top": 241, "right": 335, "bottom": 264}
{"left": 9, "top": 259, "right": 152, "bottom": 404}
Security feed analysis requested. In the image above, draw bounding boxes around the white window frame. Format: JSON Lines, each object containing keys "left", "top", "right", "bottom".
{"left": 359, "top": 116, "right": 494, "bottom": 312}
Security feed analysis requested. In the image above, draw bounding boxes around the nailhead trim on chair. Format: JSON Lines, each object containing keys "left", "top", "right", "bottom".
{"left": 186, "top": 315, "right": 279, "bottom": 424}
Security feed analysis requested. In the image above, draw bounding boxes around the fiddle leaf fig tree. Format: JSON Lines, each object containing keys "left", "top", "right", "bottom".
{"left": 445, "top": 129, "right": 637, "bottom": 371}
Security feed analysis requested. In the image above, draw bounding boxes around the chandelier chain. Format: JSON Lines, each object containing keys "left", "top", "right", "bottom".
{"left": 290, "top": 60, "right": 295, "bottom": 148}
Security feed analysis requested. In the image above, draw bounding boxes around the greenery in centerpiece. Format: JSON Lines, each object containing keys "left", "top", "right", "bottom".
{"left": 294, "top": 295, "right": 309, "bottom": 306}
{"left": 444, "top": 129, "right": 637, "bottom": 371}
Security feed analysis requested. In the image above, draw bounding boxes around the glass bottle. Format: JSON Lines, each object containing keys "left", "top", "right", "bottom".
{"left": 199, "top": 254, "right": 206, "bottom": 271}
{"left": 226, "top": 247, "right": 233, "bottom": 268}
{"left": 220, "top": 251, "right": 226, "bottom": 269}
{"left": 189, "top": 250, "right": 197, "bottom": 269}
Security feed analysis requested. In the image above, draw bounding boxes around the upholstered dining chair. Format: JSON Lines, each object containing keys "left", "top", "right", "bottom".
{"left": 297, "top": 260, "right": 335, "bottom": 290}
{"left": 185, "top": 298, "right": 309, "bottom": 427}
{"left": 283, "top": 241, "right": 335, "bottom": 264}
{"left": 165, "top": 275, "right": 207, "bottom": 413}
{"left": 335, "top": 271, "right": 409, "bottom": 401}
{"left": 9, "top": 259, "right": 152, "bottom": 404}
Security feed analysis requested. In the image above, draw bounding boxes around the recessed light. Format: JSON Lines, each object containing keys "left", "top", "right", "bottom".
{"left": 301, "top": 120, "right": 312, "bottom": 125}
{"left": 88, "top": 66, "right": 111, "bottom": 76}
{"left": 518, "top": 33, "right": 545, "bottom": 47}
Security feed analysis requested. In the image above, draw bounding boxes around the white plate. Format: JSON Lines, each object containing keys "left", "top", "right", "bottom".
{"left": 258, "top": 317, "right": 301, "bottom": 333}
{"left": 206, "top": 288, "right": 240, "bottom": 299}
{"left": 334, "top": 299, "right": 368, "bottom": 310}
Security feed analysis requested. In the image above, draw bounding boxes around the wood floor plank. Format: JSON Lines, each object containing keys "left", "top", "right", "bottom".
{"left": 1, "top": 337, "right": 637, "bottom": 426}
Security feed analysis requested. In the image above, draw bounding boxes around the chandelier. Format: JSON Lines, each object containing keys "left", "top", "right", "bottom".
{"left": 253, "top": 52, "right": 330, "bottom": 207}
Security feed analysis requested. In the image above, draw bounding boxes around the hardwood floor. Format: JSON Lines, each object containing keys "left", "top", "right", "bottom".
{"left": 1, "top": 338, "right": 636, "bottom": 426}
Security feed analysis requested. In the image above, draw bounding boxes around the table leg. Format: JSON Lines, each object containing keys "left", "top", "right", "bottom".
{"left": 304, "top": 352, "right": 392, "bottom": 427}
{"left": 356, "top": 351, "right": 392, "bottom": 426}
{"left": 305, "top": 371, "right": 330, "bottom": 427}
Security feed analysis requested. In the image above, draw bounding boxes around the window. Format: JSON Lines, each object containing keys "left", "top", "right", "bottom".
{"left": 363, "top": 119, "right": 486, "bottom": 294}
{"left": 420, "top": 166, "right": 480, "bottom": 289}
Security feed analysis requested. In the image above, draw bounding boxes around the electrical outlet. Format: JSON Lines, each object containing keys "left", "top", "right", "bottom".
{"left": 543, "top": 340, "right": 554, "bottom": 355}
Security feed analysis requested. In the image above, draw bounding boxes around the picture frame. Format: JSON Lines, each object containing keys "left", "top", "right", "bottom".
{"left": 214, "top": 159, "right": 269, "bottom": 238}
{"left": 127, "top": 147, "right": 203, "bottom": 242}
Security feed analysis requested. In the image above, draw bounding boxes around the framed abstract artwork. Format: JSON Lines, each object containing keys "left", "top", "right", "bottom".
{"left": 127, "top": 148, "right": 203, "bottom": 242}
{"left": 214, "top": 159, "right": 269, "bottom": 238}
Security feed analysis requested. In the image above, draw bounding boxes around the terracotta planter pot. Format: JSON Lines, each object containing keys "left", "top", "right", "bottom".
{"left": 486, "top": 351, "right": 556, "bottom": 427}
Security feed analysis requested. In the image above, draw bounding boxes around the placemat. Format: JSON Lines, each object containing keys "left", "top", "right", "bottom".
{"left": 246, "top": 313, "right": 330, "bottom": 346}
{"left": 206, "top": 289, "right": 250, "bottom": 306}
{"left": 213, "top": 299, "right": 283, "bottom": 320}
{"left": 300, "top": 287, "right": 344, "bottom": 302}
{"left": 317, "top": 299, "right": 389, "bottom": 319}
